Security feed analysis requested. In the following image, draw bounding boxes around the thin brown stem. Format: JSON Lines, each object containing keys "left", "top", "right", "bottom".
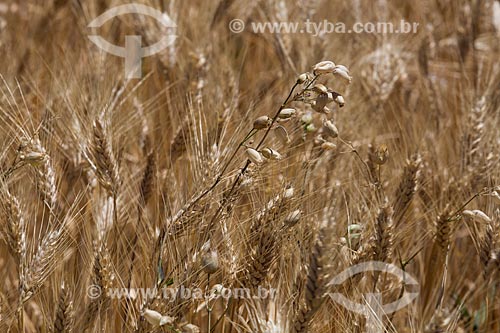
{"left": 201, "top": 79, "right": 304, "bottom": 247}
{"left": 207, "top": 273, "right": 212, "bottom": 332}
{"left": 449, "top": 188, "right": 491, "bottom": 220}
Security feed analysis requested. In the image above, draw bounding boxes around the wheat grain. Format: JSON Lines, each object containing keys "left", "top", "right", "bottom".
{"left": 91, "top": 120, "right": 120, "bottom": 195}
{"left": 53, "top": 282, "right": 73, "bottom": 333}
{"left": 392, "top": 154, "right": 421, "bottom": 227}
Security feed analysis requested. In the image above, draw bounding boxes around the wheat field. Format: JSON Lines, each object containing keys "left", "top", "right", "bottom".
{"left": 0, "top": 0, "right": 499, "bottom": 332}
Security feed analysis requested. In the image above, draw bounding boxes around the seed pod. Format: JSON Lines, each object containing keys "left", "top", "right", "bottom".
{"left": 301, "top": 112, "right": 313, "bottom": 124}
{"left": 19, "top": 151, "right": 46, "bottom": 165}
{"left": 321, "top": 142, "right": 337, "bottom": 150}
{"left": 314, "top": 135, "right": 326, "bottom": 146}
{"left": 305, "top": 123, "right": 316, "bottom": 132}
{"left": 261, "top": 147, "right": 282, "bottom": 160}
{"left": 491, "top": 191, "right": 500, "bottom": 204}
{"left": 201, "top": 250, "right": 219, "bottom": 274}
{"left": 348, "top": 224, "right": 362, "bottom": 234}
{"left": 347, "top": 224, "right": 362, "bottom": 249}
{"left": 283, "top": 187, "right": 294, "bottom": 199}
{"left": 312, "top": 84, "right": 329, "bottom": 94}
{"left": 313, "top": 93, "right": 330, "bottom": 112}
{"left": 462, "top": 210, "right": 492, "bottom": 223}
{"left": 182, "top": 324, "right": 201, "bottom": 333}
{"left": 285, "top": 209, "right": 302, "bottom": 227}
{"left": 323, "top": 120, "right": 339, "bottom": 138}
{"left": 143, "top": 309, "right": 162, "bottom": 326}
{"left": 312, "top": 60, "right": 336, "bottom": 75}
{"left": 246, "top": 148, "right": 263, "bottom": 164}
{"left": 297, "top": 73, "right": 309, "bottom": 84}
{"left": 161, "top": 316, "right": 174, "bottom": 326}
{"left": 208, "top": 284, "right": 222, "bottom": 298}
{"left": 373, "top": 144, "right": 389, "bottom": 165}
{"left": 333, "top": 65, "right": 352, "bottom": 83}
{"left": 261, "top": 148, "right": 272, "bottom": 159}
{"left": 274, "top": 125, "right": 290, "bottom": 144}
{"left": 143, "top": 309, "right": 174, "bottom": 327}
{"left": 334, "top": 95, "right": 345, "bottom": 107}
{"left": 253, "top": 116, "right": 272, "bottom": 130}
{"left": 278, "top": 108, "right": 296, "bottom": 119}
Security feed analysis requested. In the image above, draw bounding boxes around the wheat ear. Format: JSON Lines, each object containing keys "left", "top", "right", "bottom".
{"left": 169, "top": 115, "right": 191, "bottom": 167}
{"left": 0, "top": 186, "right": 26, "bottom": 264}
{"left": 23, "top": 229, "right": 64, "bottom": 302}
{"left": 372, "top": 206, "right": 394, "bottom": 263}
{"left": 53, "top": 282, "right": 74, "bottom": 333}
{"left": 421, "top": 209, "right": 453, "bottom": 322}
{"left": 293, "top": 227, "right": 330, "bottom": 333}
{"left": 91, "top": 119, "right": 120, "bottom": 195}
{"left": 82, "top": 244, "right": 115, "bottom": 332}
{"left": 392, "top": 154, "right": 421, "bottom": 228}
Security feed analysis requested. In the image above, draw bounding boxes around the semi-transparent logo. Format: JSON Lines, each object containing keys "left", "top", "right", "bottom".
{"left": 328, "top": 261, "right": 419, "bottom": 333}
{"left": 88, "top": 3, "right": 176, "bottom": 79}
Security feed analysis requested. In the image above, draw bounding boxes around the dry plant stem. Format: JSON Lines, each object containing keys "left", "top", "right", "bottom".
{"left": 128, "top": 149, "right": 155, "bottom": 287}
{"left": 449, "top": 188, "right": 492, "bottom": 220}
{"left": 113, "top": 194, "right": 118, "bottom": 232}
{"left": 1, "top": 158, "right": 24, "bottom": 181}
{"left": 192, "top": 127, "right": 257, "bottom": 207}
{"left": 17, "top": 241, "right": 26, "bottom": 332}
{"left": 167, "top": 77, "right": 311, "bottom": 250}
{"left": 127, "top": 213, "right": 141, "bottom": 288}
{"left": 200, "top": 79, "right": 303, "bottom": 250}
{"left": 339, "top": 137, "right": 374, "bottom": 187}
{"left": 378, "top": 164, "right": 381, "bottom": 187}
{"left": 187, "top": 127, "right": 257, "bottom": 207}
{"left": 156, "top": 128, "right": 257, "bottom": 275}
{"left": 215, "top": 79, "right": 307, "bottom": 333}
{"left": 127, "top": 151, "right": 155, "bottom": 293}
{"left": 159, "top": 128, "right": 256, "bottom": 242}
{"left": 387, "top": 248, "right": 423, "bottom": 324}
{"left": 211, "top": 298, "right": 232, "bottom": 333}
{"left": 219, "top": 128, "right": 257, "bottom": 176}
{"left": 207, "top": 273, "right": 212, "bottom": 332}
{"left": 123, "top": 211, "right": 143, "bottom": 332}
{"left": 17, "top": 295, "right": 24, "bottom": 332}
{"left": 161, "top": 78, "right": 308, "bottom": 279}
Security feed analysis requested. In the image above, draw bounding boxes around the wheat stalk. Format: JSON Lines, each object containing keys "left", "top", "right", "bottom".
{"left": 421, "top": 208, "right": 453, "bottom": 323}
{"left": 0, "top": 185, "right": 26, "bottom": 264}
{"left": 90, "top": 119, "right": 120, "bottom": 195}
{"left": 53, "top": 282, "right": 74, "bottom": 333}
{"left": 293, "top": 226, "right": 331, "bottom": 333}
{"left": 392, "top": 154, "right": 421, "bottom": 228}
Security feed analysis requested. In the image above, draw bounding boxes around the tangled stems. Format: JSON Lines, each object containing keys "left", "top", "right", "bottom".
{"left": 1, "top": 157, "right": 25, "bottom": 181}
{"left": 159, "top": 128, "right": 257, "bottom": 239}
{"left": 199, "top": 76, "right": 319, "bottom": 246}
{"left": 156, "top": 75, "right": 319, "bottom": 300}
{"left": 182, "top": 74, "right": 318, "bottom": 221}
